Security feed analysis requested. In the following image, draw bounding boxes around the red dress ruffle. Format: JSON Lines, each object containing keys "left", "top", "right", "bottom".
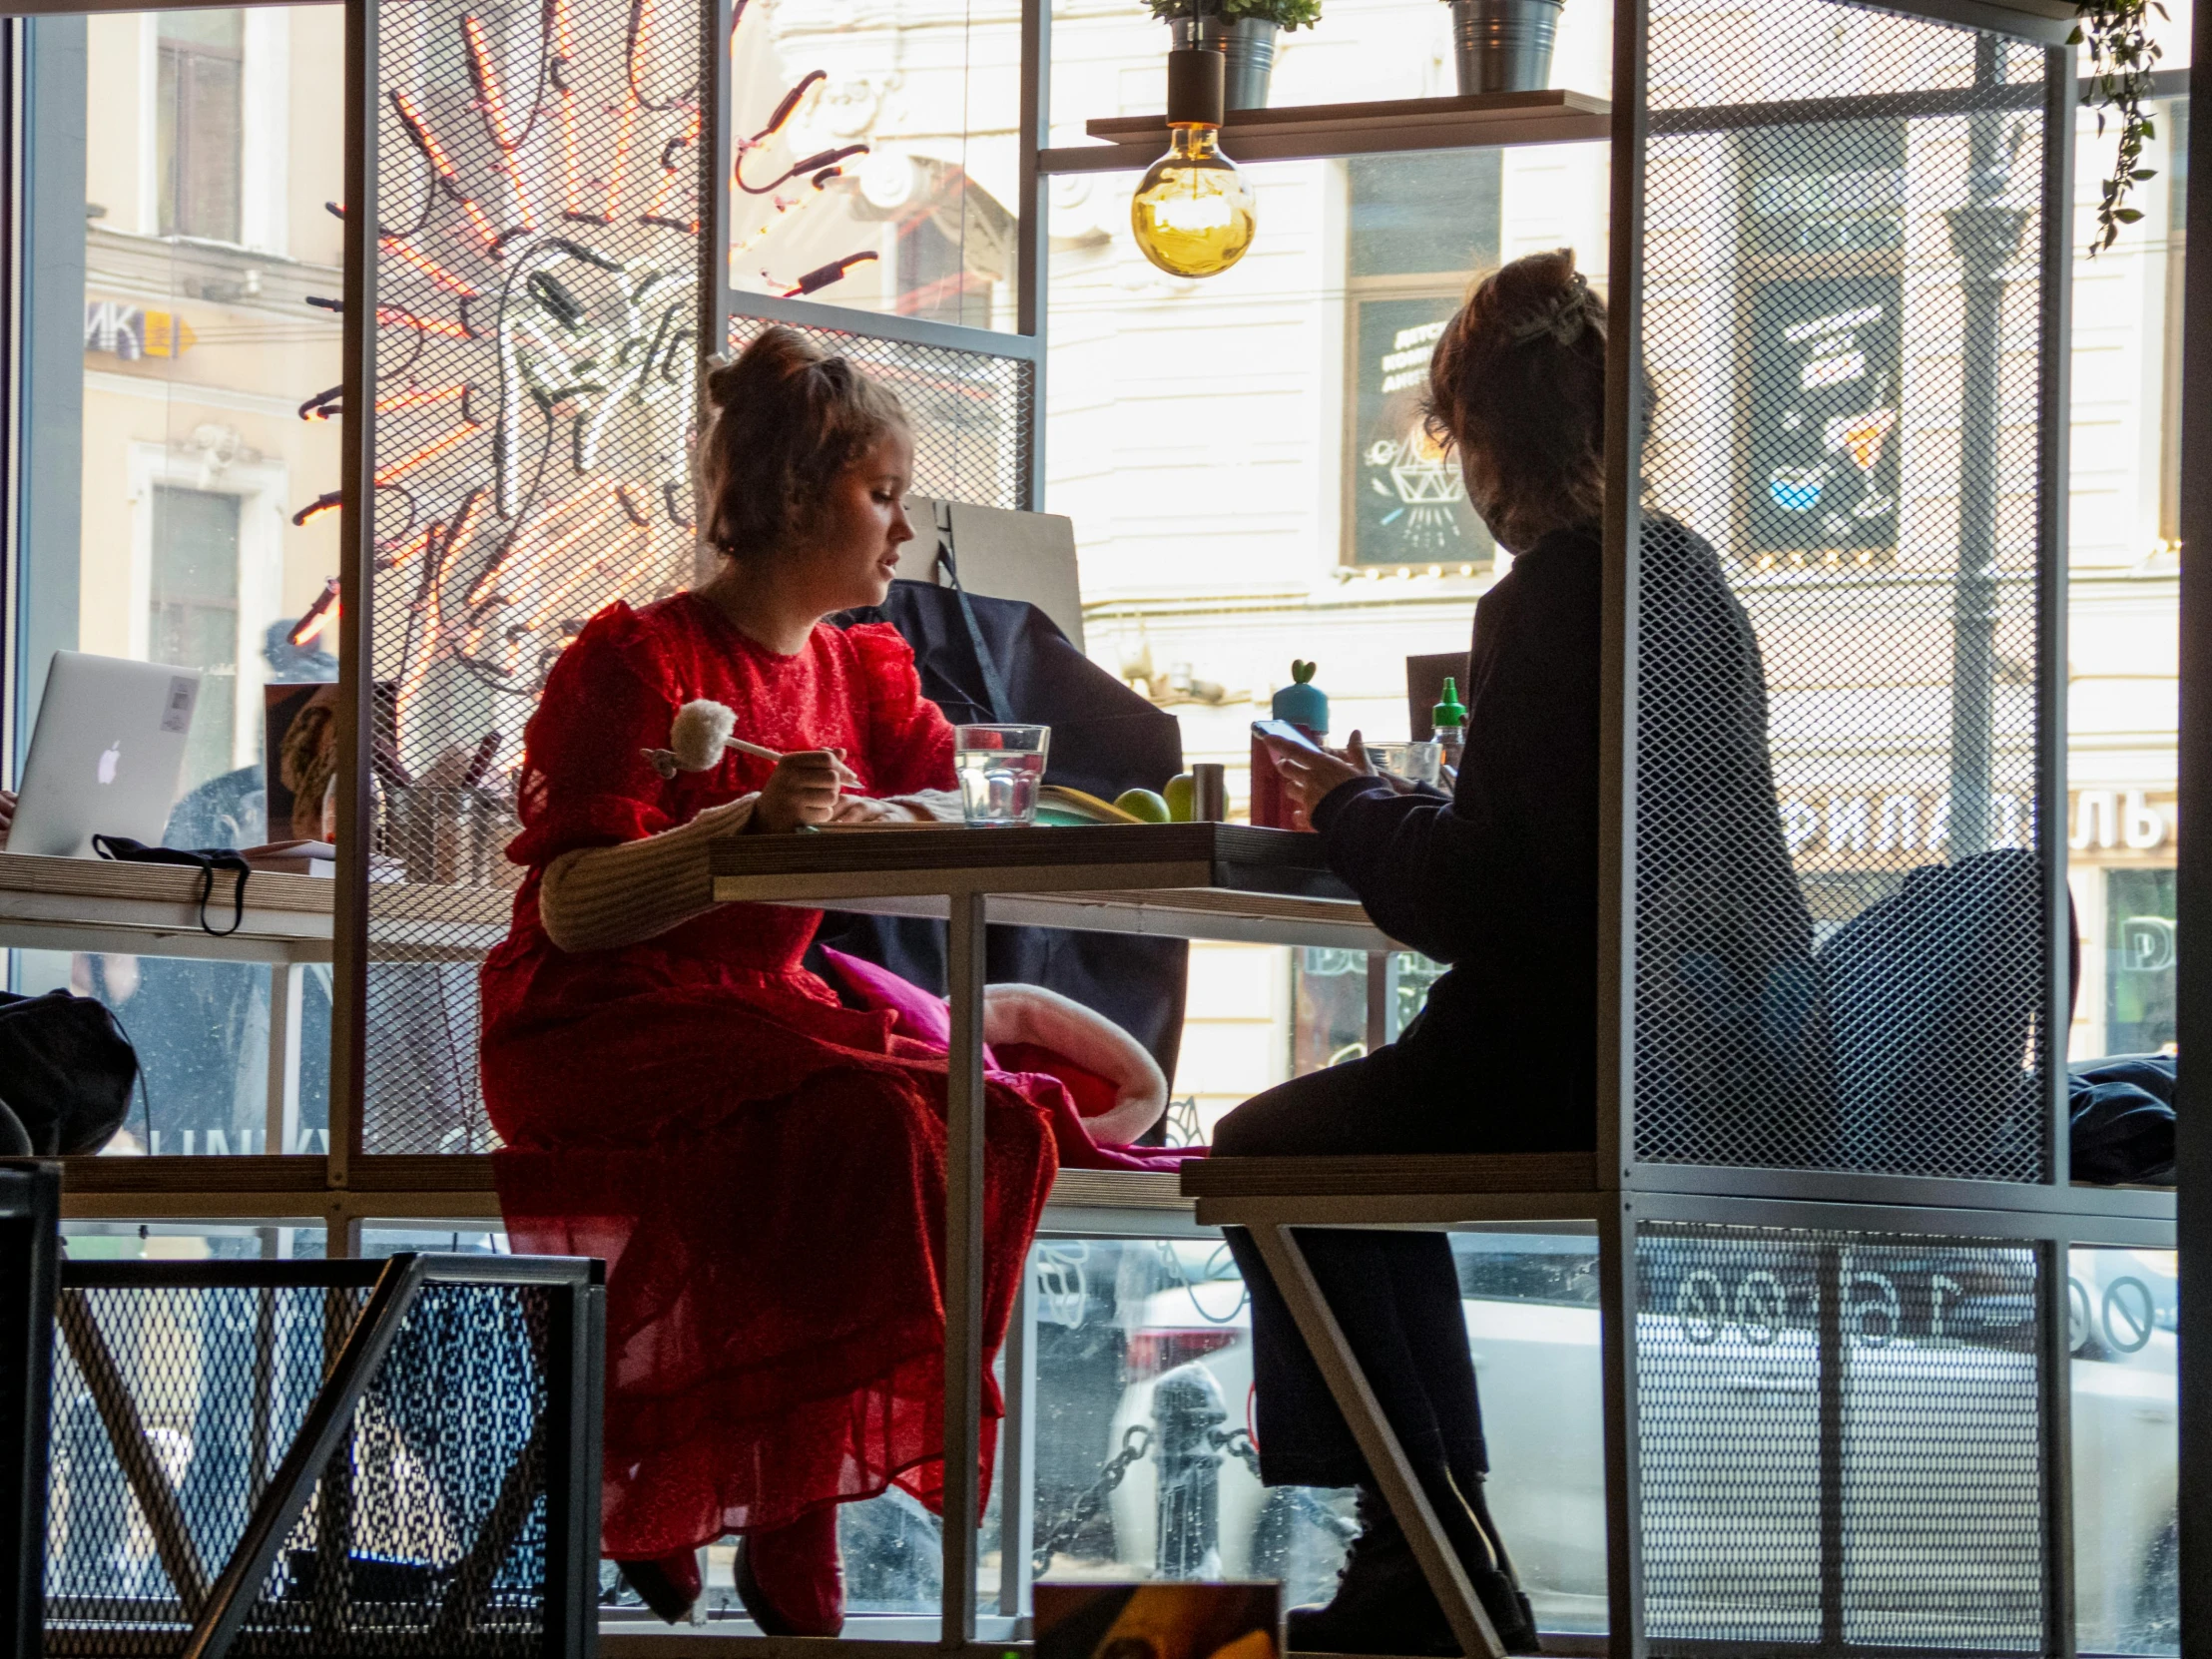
{"left": 480, "top": 592, "right": 1060, "bottom": 1557}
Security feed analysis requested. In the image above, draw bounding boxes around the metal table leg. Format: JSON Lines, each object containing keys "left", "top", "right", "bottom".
{"left": 998, "top": 1251, "right": 1038, "bottom": 1622}
{"left": 1247, "top": 1224, "right": 1506, "bottom": 1659}
{"left": 941, "top": 889, "right": 987, "bottom": 1649}
{"left": 266, "top": 962, "right": 303, "bottom": 1156}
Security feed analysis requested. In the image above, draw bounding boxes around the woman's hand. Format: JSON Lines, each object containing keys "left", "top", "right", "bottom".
{"left": 828, "top": 795, "right": 925, "bottom": 826}
{"left": 0, "top": 788, "right": 16, "bottom": 848}
{"left": 1264, "top": 729, "right": 1380, "bottom": 816}
{"left": 751, "top": 749, "right": 861, "bottom": 833}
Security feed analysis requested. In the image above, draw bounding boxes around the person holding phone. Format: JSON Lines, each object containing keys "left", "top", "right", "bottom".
{"left": 1224, "top": 251, "right": 1820, "bottom": 1655}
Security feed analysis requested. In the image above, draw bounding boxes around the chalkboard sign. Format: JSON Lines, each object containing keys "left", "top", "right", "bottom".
{"left": 1744, "top": 274, "right": 1904, "bottom": 564}
{"left": 1741, "top": 122, "right": 1906, "bottom": 568}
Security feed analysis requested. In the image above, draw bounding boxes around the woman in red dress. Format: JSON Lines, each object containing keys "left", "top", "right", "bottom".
{"left": 480, "top": 327, "right": 1060, "bottom": 1632}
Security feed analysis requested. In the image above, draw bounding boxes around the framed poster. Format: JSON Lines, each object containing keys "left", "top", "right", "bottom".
{"left": 1347, "top": 293, "right": 1496, "bottom": 571}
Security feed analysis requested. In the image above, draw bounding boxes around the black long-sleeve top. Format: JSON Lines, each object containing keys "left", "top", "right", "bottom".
{"left": 1310, "top": 518, "right": 1815, "bottom": 1154}
{"left": 1311, "top": 526, "right": 1604, "bottom": 1148}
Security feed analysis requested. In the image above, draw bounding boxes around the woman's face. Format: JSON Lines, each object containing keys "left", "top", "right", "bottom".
{"left": 789, "top": 429, "right": 916, "bottom": 613}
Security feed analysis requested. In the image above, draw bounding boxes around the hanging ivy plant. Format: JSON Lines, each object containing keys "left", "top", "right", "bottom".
{"left": 2073, "top": 0, "right": 2165, "bottom": 255}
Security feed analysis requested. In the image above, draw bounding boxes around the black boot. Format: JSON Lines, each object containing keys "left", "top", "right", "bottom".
{"left": 1288, "top": 1483, "right": 1540, "bottom": 1656}
{"left": 1288, "top": 1488, "right": 1458, "bottom": 1656}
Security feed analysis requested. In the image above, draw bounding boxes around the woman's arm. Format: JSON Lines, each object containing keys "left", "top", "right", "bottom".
{"left": 1311, "top": 556, "right": 1601, "bottom": 964}
{"left": 538, "top": 796, "right": 754, "bottom": 952}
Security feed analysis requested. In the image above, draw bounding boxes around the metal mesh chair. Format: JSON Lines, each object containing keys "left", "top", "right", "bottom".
{"left": 39, "top": 1253, "right": 602, "bottom": 1659}
{"left": 2, "top": 1163, "right": 61, "bottom": 1659}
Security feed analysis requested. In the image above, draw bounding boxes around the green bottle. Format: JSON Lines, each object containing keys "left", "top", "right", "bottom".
{"left": 1431, "top": 676, "right": 1467, "bottom": 769}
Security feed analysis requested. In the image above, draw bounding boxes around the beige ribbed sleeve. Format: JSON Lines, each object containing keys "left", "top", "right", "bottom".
{"left": 537, "top": 796, "right": 757, "bottom": 953}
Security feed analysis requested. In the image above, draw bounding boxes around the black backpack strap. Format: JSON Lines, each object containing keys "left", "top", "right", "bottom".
{"left": 933, "top": 499, "right": 1012, "bottom": 724}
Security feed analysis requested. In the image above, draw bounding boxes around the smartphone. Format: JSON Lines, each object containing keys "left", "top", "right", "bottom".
{"left": 1252, "top": 718, "right": 1327, "bottom": 756}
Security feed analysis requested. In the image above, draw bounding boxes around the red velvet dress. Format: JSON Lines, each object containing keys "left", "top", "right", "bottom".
{"left": 481, "top": 591, "right": 1060, "bottom": 1558}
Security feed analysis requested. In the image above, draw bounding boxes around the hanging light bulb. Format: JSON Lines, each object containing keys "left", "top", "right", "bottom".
{"left": 1130, "top": 40, "right": 1256, "bottom": 278}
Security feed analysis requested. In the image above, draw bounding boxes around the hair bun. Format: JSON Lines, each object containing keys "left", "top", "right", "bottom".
{"left": 704, "top": 325, "right": 827, "bottom": 412}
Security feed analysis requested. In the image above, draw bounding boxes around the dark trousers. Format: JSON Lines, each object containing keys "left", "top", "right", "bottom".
{"left": 1214, "top": 1040, "right": 1489, "bottom": 1496}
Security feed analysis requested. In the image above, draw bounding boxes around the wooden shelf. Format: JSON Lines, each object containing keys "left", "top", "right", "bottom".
{"left": 1041, "top": 90, "right": 1610, "bottom": 174}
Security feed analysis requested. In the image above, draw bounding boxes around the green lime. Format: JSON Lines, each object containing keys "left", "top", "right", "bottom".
{"left": 1163, "top": 774, "right": 1196, "bottom": 823}
{"left": 1114, "top": 788, "right": 1172, "bottom": 824}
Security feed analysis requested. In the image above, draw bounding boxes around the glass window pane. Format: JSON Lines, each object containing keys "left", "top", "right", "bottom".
{"left": 24, "top": 5, "right": 344, "bottom": 850}
{"left": 727, "top": 2, "right": 1020, "bottom": 329}
{"left": 1052, "top": 143, "right": 1606, "bottom": 823}
{"left": 2067, "top": 81, "right": 2182, "bottom": 1073}
{"left": 1023, "top": 1233, "right": 1603, "bottom": 1636}
{"left": 15, "top": 947, "right": 332, "bottom": 1157}
{"left": 2069, "top": 1246, "right": 2178, "bottom": 1653}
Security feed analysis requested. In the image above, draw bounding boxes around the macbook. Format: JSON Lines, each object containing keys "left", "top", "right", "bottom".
{"left": 11, "top": 652, "right": 203, "bottom": 857}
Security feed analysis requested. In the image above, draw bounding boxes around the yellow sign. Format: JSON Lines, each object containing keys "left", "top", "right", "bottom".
{"left": 140, "top": 310, "right": 197, "bottom": 358}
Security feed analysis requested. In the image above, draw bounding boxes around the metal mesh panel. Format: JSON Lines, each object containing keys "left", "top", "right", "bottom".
{"left": 44, "top": 1280, "right": 371, "bottom": 1653}
{"left": 726, "top": 311, "right": 1034, "bottom": 510}
{"left": 1636, "top": 1223, "right": 2044, "bottom": 1653}
{"left": 1628, "top": 0, "right": 2055, "bottom": 1178}
{"left": 362, "top": 0, "right": 709, "bottom": 1153}
{"left": 44, "top": 1277, "right": 556, "bottom": 1657}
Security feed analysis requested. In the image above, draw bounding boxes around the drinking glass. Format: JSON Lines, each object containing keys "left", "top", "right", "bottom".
{"left": 1366, "top": 740, "right": 1443, "bottom": 786}
{"left": 955, "top": 725, "right": 1050, "bottom": 826}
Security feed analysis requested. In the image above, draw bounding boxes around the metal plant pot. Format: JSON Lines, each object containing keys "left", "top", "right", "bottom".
{"left": 1449, "top": 0, "right": 1563, "bottom": 94}
{"left": 1170, "top": 13, "right": 1280, "bottom": 110}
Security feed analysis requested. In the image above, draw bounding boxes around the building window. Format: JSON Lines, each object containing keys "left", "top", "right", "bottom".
{"left": 1344, "top": 152, "right": 1501, "bottom": 573}
{"left": 149, "top": 483, "right": 242, "bottom": 792}
{"left": 158, "top": 10, "right": 245, "bottom": 242}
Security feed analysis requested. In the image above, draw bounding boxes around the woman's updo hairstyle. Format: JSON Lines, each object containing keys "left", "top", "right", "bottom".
{"left": 1424, "top": 248, "right": 1643, "bottom": 553}
{"left": 697, "top": 325, "right": 909, "bottom": 558}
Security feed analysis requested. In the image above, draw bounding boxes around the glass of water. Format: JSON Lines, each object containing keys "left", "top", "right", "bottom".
{"left": 955, "top": 725, "right": 1050, "bottom": 826}
{"left": 1365, "top": 740, "right": 1443, "bottom": 786}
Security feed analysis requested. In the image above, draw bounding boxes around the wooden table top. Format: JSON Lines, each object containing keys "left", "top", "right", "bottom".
{"left": 709, "top": 822, "right": 1397, "bottom": 949}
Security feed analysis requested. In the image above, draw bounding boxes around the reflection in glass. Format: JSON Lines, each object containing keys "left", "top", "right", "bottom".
{"left": 35, "top": 6, "right": 344, "bottom": 812}
{"left": 20, "top": 948, "right": 332, "bottom": 1156}
{"left": 727, "top": 0, "right": 1017, "bottom": 327}
{"left": 2069, "top": 1247, "right": 2178, "bottom": 1653}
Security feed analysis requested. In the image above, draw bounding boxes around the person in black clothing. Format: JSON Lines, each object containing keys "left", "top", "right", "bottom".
{"left": 1219, "top": 250, "right": 1819, "bottom": 1656}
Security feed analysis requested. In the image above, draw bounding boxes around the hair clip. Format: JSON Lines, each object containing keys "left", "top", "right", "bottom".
{"left": 1505, "top": 273, "right": 1595, "bottom": 347}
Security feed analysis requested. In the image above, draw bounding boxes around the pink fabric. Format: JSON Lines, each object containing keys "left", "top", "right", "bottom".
{"left": 817, "top": 947, "right": 1201, "bottom": 1175}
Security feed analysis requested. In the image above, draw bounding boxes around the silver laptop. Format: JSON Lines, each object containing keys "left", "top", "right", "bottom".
{"left": 10, "top": 652, "right": 203, "bottom": 857}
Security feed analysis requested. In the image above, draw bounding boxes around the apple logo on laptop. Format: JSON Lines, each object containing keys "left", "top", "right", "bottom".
{"left": 97, "top": 743, "right": 120, "bottom": 785}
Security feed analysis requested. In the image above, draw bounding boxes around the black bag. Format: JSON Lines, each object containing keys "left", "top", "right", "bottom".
{"left": 2069, "top": 1053, "right": 2177, "bottom": 1186}
{"left": 0, "top": 989, "right": 142, "bottom": 1155}
{"left": 822, "top": 576, "right": 1191, "bottom": 1083}
{"left": 1817, "top": 848, "right": 2042, "bottom": 1170}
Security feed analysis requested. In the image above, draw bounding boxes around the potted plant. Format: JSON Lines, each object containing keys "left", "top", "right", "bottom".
{"left": 1443, "top": 0, "right": 1564, "bottom": 95}
{"left": 2073, "top": 0, "right": 2162, "bottom": 254}
{"left": 1145, "top": 0, "right": 1321, "bottom": 111}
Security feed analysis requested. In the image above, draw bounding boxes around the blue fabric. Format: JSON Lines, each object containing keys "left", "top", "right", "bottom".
{"left": 2069, "top": 1052, "right": 2176, "bottom": 1185}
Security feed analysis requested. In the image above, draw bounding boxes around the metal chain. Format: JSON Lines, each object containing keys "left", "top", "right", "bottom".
{"left": 1210, "top": 1426, "right": 1361, "bottom": 1544}
{"left": 1031, "top": 1420, "right": 1362, "bottom": 1575}
{"left": 1032, "top": 1423, "right": 1152, "bottom": 1573}
{"left": 1211, "top": 1424, "right": 1264, "bottom": 1480}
